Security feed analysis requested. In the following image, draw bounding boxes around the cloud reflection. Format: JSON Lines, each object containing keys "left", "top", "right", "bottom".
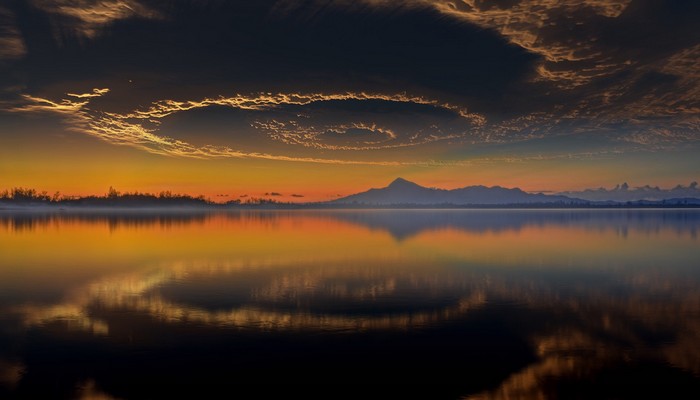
{"left": 1, "top": 209, "right": 698, "bottom": 396}
{"left": 0, "top": 359, "right": 24, "bottom": 390}
{"left": 10, "top": 261, "right": 486, "bottom": 333}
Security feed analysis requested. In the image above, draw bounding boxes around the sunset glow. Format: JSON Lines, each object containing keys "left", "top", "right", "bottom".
{"left": 1, "top": 1, "right": 697, "bottom": 199}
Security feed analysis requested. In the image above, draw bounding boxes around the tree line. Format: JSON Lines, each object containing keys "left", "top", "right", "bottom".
{"left": 0, "top": 187, "right": 283, "bottom": 207}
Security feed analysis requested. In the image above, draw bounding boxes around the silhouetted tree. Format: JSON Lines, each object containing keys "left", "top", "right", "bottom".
{"left": 107, "top": 186, "right": 120, "bottom": 199}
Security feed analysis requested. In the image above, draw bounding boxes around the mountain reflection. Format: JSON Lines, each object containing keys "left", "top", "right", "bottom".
{"left": 1, "top": 209, "right": 698, "bottom": 238}
{"left": 0, "top": 210, "right": 698, "bottom": 397}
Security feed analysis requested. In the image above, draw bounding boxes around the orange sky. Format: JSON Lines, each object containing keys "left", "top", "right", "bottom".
{"left": 1, "top": 120, "right": 697, "bottom": 203}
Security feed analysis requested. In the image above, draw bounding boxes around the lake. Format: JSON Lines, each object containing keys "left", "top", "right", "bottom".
{"left": 1, "top": 209, "right": 699, "bottom": 398}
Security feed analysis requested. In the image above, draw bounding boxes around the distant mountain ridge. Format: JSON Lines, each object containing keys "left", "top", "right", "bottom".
{"left": 559, "top": 182, "right": 700, "bottom": 202}
{"left": 332, "top": 178, "right": 588, "bottom": 205}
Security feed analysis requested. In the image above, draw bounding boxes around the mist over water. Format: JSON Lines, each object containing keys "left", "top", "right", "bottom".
{"left": 1, "top": 210, "right": 699, "bottom": 398}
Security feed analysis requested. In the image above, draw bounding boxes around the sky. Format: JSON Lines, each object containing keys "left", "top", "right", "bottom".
{"left": 0, "top": 0, "right": 698, "bottom": 202}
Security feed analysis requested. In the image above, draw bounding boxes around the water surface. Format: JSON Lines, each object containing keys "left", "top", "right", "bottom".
{"left": 1, "top": 210, "right": 699, "bottom": 398}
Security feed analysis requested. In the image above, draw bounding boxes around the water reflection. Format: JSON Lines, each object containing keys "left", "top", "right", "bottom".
{"left": 328, "top": 209, "right": 700, "bottom": 239}
{"left": 1, "top": 209, "right": 698, "bottom": 237}
{"left": 0, "top": 360, "right": 23, "bottom": 390}
{"left": 9, "top": 262, "right": 486, "bottom": 333}
{"left": 0, "top": 210, "right": 698, "bottom": 398}
{"left": 0, "top": 211, "right": 209, "bottom": 232}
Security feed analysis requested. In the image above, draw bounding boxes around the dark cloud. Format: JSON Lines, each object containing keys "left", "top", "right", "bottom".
{"left": 2, "top": 0, "right": 534, "bottom": 103}
{"left": 1, "top": 0, "right": 698, "bottom": 164}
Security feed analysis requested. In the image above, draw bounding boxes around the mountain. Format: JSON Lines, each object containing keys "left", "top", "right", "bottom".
{"left": 624, "top": 198, "right": 700, "bottom": 206}
{"left": 559, "top": 182, "right": 700, "bottom": 202}
{"left": 332, "top": 178, "right": 587, "bottom": 206}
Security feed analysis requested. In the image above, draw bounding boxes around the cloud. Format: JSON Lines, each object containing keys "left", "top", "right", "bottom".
{"left": 0, "top": 6, "right": 26, "bottom": 62}
{"left": 2, "top": 0, "right": 536, "bottom": 107}
{"left": 30, "top": 0, "right": 160, "bottom": 38}
{"left": 264, "top": 1, "right": 699, "bottom": 152}
{"left": 428, "top": 0, "right": 633, "bottom": 86}
{"left": 253, "top": 121, "right": 398, "bottom": 151}
{"left": 2, "top": 2, "right": 697, "bottom": 166}
{"left": 279, "top": 0, "right": 632, "bottom": 87}
{"left": 277, "top": 0, "right": 698, "bottom": 127}
{"left": 12, "top": 93, "right": 92, "bottom": 114}
{"left": 251, "top": 113, "right": 471, "bottom": 152}
{"left": 7, "top": 86, "right": 693, "bottom": 166}
{"left": 67, "top": 87, "right": 110, "bottom": 98}
{"left": 113, "top": 92, "right": 485, "bottom": 123}
{"left": 7, "top": 88, "right": 493, "bottom": 165}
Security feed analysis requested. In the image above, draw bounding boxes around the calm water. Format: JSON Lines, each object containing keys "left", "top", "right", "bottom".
{"left": 0, "top": 209, "right": 699, "bottom": 399}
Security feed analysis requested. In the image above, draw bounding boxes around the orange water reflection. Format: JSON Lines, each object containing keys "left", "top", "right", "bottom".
{"left": 0, "top": 210, "right": 699, "bottom": 396}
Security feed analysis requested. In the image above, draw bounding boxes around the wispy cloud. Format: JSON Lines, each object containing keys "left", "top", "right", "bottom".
{"left": 112, "top": 92, "right": 485, "bottom": 124}
{"left": 252, "top": 120, "right": 464, "bottom": 151}
{"left": 7, "top": 86, "right": 691, "bottom": 166}
{"left": 0, "top": 6, "right": 26, "bottom": 61}
{"left": 12, "top": 94, "right": 92, "bottom": 113}
{"left": 31, "top": 0, "right": 160, "bottom": 38}
{"left": 67, "top": 88, "right": 111, "bottom": 98}
{"left": 426, "top": 0, "right": 633, "bottom": 86}
{"left": 8, "top": 88, "right": 491, "bottom": 165}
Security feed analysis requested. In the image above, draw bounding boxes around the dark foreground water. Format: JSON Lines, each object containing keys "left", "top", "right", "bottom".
{"left": 0, "top": 209, "right": 699, "bottom": 399}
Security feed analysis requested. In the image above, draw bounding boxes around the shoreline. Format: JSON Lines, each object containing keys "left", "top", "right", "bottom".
{"left": 1, "top": 204, "right": 699, "bottom": 212}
